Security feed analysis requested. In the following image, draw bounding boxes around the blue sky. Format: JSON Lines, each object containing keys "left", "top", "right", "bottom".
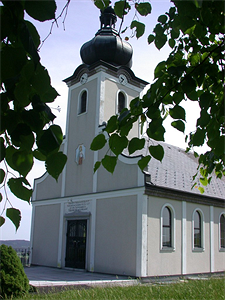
{"left": 0, "top": 0, "right": 202, "bottom": 241}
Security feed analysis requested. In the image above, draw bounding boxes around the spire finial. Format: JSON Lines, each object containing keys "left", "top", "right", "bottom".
{"left": 100, "top": 6, "right": 117, "bottom": 29}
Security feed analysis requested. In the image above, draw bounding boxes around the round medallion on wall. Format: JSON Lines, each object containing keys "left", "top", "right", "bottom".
{"left": 118, "top": 74, "right": 128, "bottom": 85}
{"left": 80, "top": 73, "right": 88, "bottom": 84}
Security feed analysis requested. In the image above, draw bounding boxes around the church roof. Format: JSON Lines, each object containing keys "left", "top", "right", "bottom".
{"left": 124, "top": 140, "right": 225, "bottom": 200}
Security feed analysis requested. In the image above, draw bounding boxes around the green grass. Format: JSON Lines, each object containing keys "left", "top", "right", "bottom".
{"left": 15, "top": 277, "right": 224, "bottom": 300}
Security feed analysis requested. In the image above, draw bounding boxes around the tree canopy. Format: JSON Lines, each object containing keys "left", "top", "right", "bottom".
{"left": 0, "top": 0, "right": 67, "bottom": 229}
{"left": 92, "top": 0, "right": 225, "bottom": 193}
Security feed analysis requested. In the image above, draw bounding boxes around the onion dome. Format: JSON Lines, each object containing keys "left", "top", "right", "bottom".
{"left": 80, "top": 7, "right": 133, "bottom": 68}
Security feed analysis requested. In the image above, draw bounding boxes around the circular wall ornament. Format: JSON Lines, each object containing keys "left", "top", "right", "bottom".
{"left": 80, "top": 73, "right": 88, "bottom": 84}
{"left": 118, "top": 74, "right": 128, "bottom": 85}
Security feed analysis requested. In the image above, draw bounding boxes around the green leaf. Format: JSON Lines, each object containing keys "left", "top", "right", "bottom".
{"left": 6, "top": 146, "right": 33, "bottom": 177}
{"left": 173, "top": 92, "right": 184, "bottom": 105}
{"left": 90, "top": 134, "right": 107, "bottom": 151}
{"left": 168, "top": 38, "right": 175, "bottom": 48}
{"left": 148, "top": 34, "right": 155, "bottom": 44}
{"left": 171, "top": 120, "right": 185, "bottom": 132}
{"left": 102, "top": 155, "right": 117, "bottom": 173}
{"left": 25, "top": 20, "right": 41, "bottom": 49}
{"left": 128, "top": 138, "right": 145, "bottom": 155}
{"left": 31, "top": 64, "right": 51, "bottom": 97}
{"left": 8, "top": 178, "right": 32, "bottom": 203}
{"left": 1, "top": 46, "right": 26, "bottom": 81}
{"left": 0, "top": 216, "right": 5, "bottom": 227}
{"left": 37, "top": 125, "right": 63, "bottom": 156}
{"left": 147, "top": 120, "right": 165, "bottom": 141}
{"left": 158, "top": 14, "right": 167, "bottom": 24}
{"left": 154, "top": 61, "right": 166, "bottom": 78}
{"left": 0, "top": 169, "right": 5, "bottom": 184}
{"left": 155, "top": 34, "right": 167, "bottom": 50}
{"left": 33, "top": 149, "right": 46, "bottom": 161}
{"left": 94, "top": 161, "right": 101, "bottom": 173}
{"left": 169, "top": 105, "right": 186, "bottom": 121}
{"left": 149, "top": 144, "right": 164, "bottom": 162}
{"left": 19, "top": 21, "right": 40, "bottom": 65}
{"left": 25, "top": 0, "right": 57, "bottom": 22}
{"left": 199, "top": 92, "right": 214, "bottom": 109}
{"left": 138, "top": 155, "right": 151, "bottom": 171}
{"left": 109, "top": 134, "right": 128, "bottom": 156}
{"left": 197, "top": 110, "right": 210, "bottom": 128}
{"left": 0, "top": 193, "right": 2, "bottom": 202}
{"left": 136, "top": 2, "right": 152, "bottom": 16}
{"left": 114, "top": 1, "right": 131, "bottom": 18}
{"left": 200, "top": 177, "right": 208, "bottom": 186}
{"left": 131, "top": 20, "right": 145, "bottom": 39}
{"left": 45, "top": 152, "right": 67, "bottom": 181}
{"left": 105, "top": 115, "right": 118, "bottom": 133}
{"left": 14, "top": 79, "right": 32, "bottom": 108}
{"left": 198, "top": 186, "right": 205, "bottom": 194}
{"left": 181, "top": 77, "right": 196, "bottom": 94}
{"left": 0, "top": 138, "right": 5, "bottom": 162}
{"left": 94, "top": 0, "right": 110, "bottom": 10}
{"left": 192, "top": 128, "right": 205, "bottom": 146}
{"left": 6, "top": 208, "right": 21, "bottom": 231}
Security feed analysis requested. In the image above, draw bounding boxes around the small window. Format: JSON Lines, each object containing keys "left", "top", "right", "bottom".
{"left": 162, "top": 206, "right": 172, "bottom": 247}
{"left": 194, "top": 211, "right": 201, "bottom": 248}
{"left": 220, "top": 214, "right": 225, "bottom": 248}
{"left": 79, "top": 90, "right": 87, "bottom": 114}
{"left": 118, "top": 91, "right": 125, "bottom": 113}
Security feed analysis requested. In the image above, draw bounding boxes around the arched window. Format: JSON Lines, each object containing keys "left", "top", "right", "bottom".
{"left": 78, "top": 90, "right": 87, "bottom": 114}
{"left": 162, "top": 206, "right": 172, "bottom": 247}
{"left": 194, "top": 211, "right": 201, "bottom": 248}
{"left": 118, "top": 91, "right": 125, "bottom": 113}
{"left": 220, "top": 214, "right": 225, "bottom": 249}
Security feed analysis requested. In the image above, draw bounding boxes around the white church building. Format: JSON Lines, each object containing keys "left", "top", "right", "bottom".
{"left": 30, "top": 8, "right": 225, "bottom": 278}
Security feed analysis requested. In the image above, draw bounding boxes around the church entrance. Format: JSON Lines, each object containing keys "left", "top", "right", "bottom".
{"left": 65, "top": 220, "right": 87, "bottom": 269}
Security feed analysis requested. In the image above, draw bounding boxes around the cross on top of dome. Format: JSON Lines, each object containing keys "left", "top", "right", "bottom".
{"left": 100, "top": 6, "right": 117, "bottom": 29}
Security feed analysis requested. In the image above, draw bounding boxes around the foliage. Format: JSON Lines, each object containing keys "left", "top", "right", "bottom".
{"left": 92, "top": 0, "right": 225, "bottom": 192}
{"left": 0, "top": 1, "right": 67, "bottom": 229}
{"left": 0, "top": 244, "right": 30, "bottom": 298}
{"left": 14, "top": 277, "right": 225, "bottom": 299}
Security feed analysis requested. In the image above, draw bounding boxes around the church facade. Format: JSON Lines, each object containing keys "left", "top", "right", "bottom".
{"left": 30, "top": 8, "right": 225, "bottom": 278}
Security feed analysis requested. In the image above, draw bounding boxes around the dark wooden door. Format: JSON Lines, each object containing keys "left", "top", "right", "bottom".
{"left": 65, "top": 220, "right": 87, "bottom": 269}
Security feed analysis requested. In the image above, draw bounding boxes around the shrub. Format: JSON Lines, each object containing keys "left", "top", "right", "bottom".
{"left": 0, "top": 244, "right": 30, "bottom": 298}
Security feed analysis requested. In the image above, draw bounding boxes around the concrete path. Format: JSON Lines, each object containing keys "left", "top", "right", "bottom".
{"left": 24, "top": 266, "right": 138, "bottom": 288}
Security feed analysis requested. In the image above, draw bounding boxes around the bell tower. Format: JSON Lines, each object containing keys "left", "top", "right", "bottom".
{"left": 61, "top": 7, "right": 148, "bottom": 197}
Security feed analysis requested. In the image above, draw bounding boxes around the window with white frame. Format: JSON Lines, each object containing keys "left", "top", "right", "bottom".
{"left": 161, "top": 204, "right": 175, "bottom": 250}
{"left": 78, "top": 90, "right": 87, "bottom": 115}
{"left": 192, "top": 209, "right": 204, "bottom": 250}
{"left": 220, "top": 213, "right": 225, "bottom": 249}
{"left": 117, "top": 91, "right": 126, "bottom": 113}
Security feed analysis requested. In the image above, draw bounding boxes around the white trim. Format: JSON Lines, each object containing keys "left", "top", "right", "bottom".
{"left": 89, "top": 198, "right": 96, "bottom": 272}
{"left": 61, "top": 88, "right": 72, "bottom": 198}
{"left": 29, "top": 205, "right": 35, "bottom": 265}
{"left": 219, "top": 212, "right": 225, "bottom": 250}
{"left": 31, "top": 186, "right": 145, "bottom": 207}
{"left": 136, "top": 193, "right": 147, "bottom": 277}
{"left": 57, "top": 202, "right": 64, "bottom": 268}
{"left": 192, "top": 208, "right": 205, "bottom": 251}
{"left": 181, "top": 201, "right": 187, "bottom": 275}
{"left": 77, "top": 88, "right": 88, "bottom": 116}
{"left": 118, "top": 154, "right": 141, "bottom": 165}
{"left": 160, "top": 203, "right": 176, "bottom": 251}
{"left": 116, "top": 90, "right": 128, "bottom": 114}
{"left": 98, "top": 71, "right": 106, "bottom": 126}
{"left": 209, "top": 206, "right": 214, "bottom": 272}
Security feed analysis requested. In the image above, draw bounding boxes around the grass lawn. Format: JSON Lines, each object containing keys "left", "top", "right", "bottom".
{"left": 16, "top": 277, "right": 224, "bottom": 300}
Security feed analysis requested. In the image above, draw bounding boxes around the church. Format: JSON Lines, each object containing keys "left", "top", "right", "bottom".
{"left": 30, "top": 8, "right": 225, "bottom": 278}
